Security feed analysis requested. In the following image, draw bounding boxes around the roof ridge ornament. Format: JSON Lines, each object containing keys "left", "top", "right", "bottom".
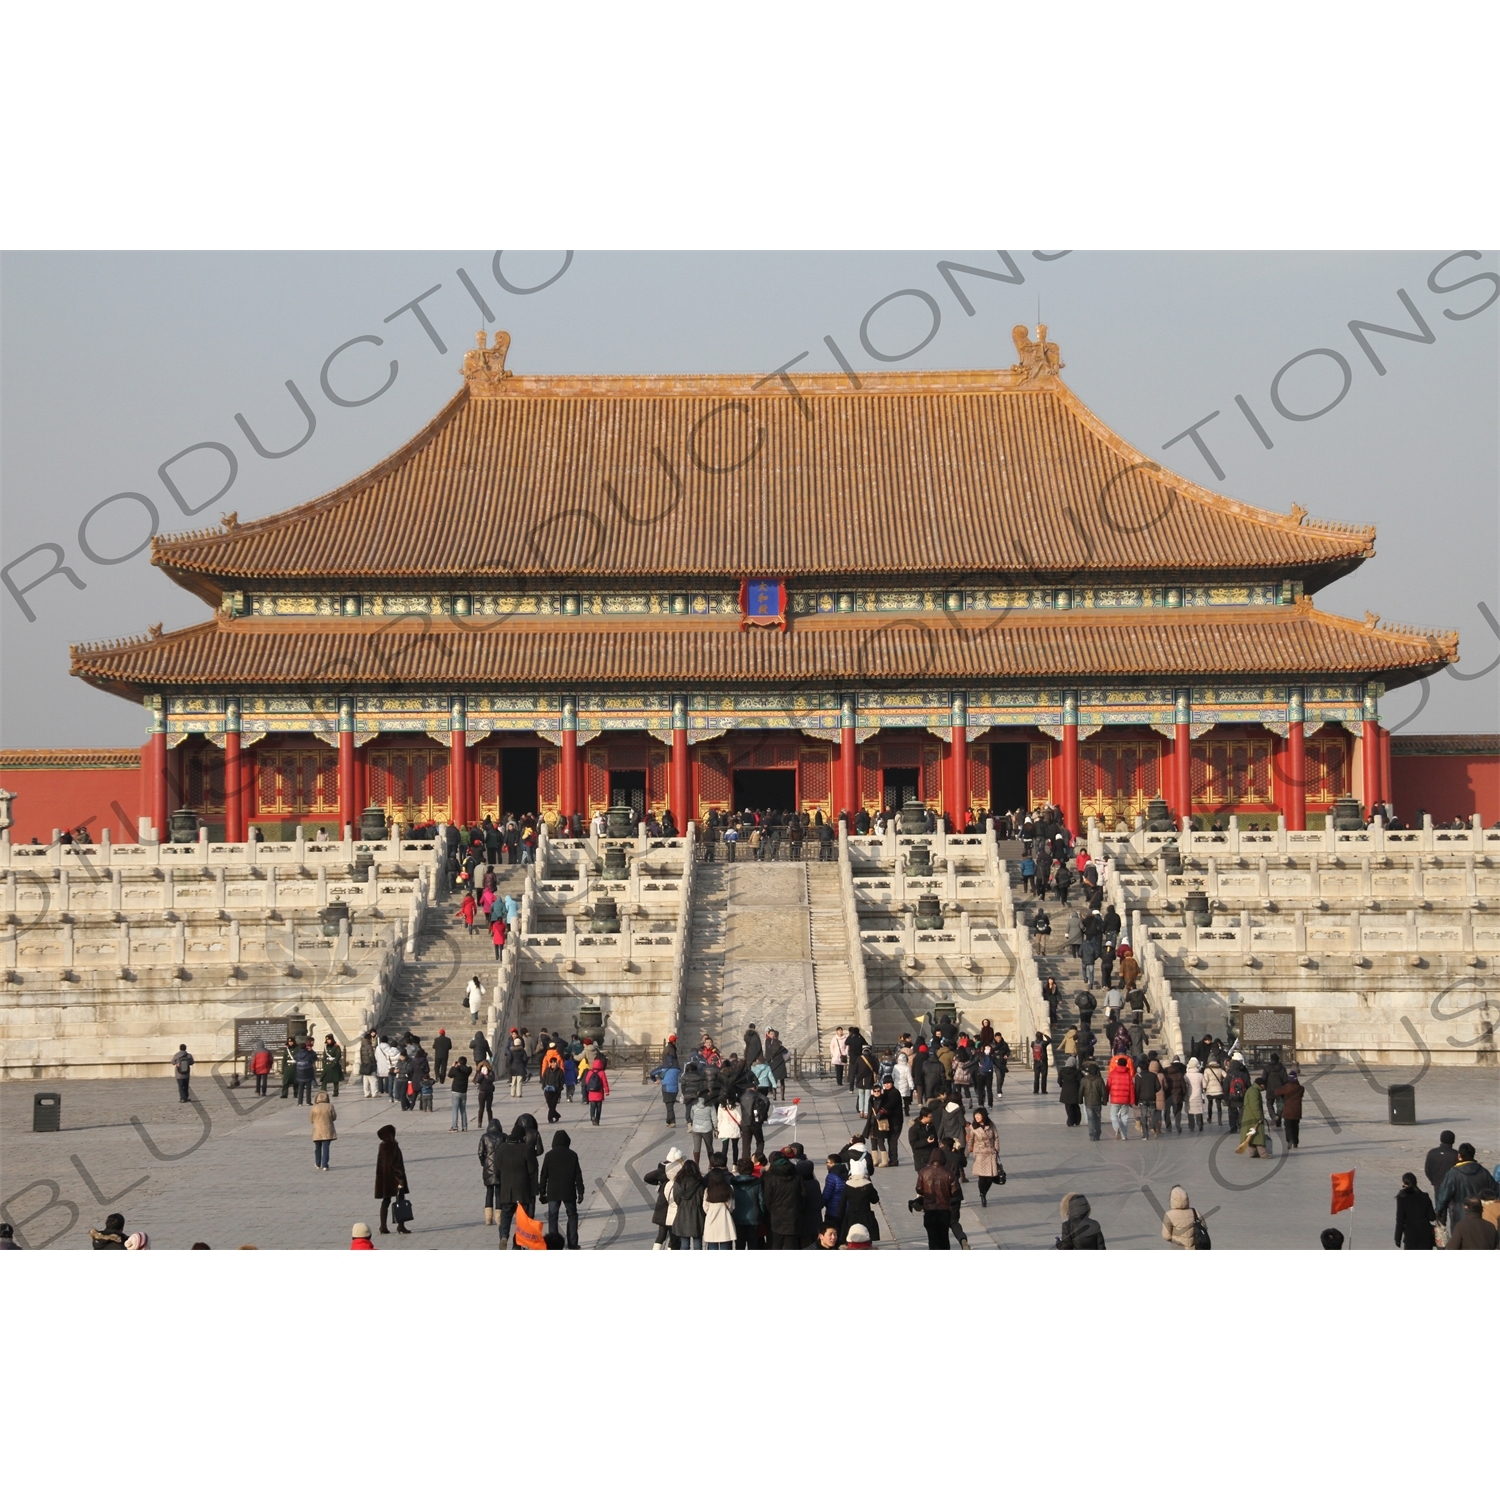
{"left": 1289, "top": 503, "right": 1307, "bottom": 525}
{"left": 464, "top": 329, "right": 513, "bottom": 392}
{"left": 1010, "top": 323, "right": 1063, "bottom": 386}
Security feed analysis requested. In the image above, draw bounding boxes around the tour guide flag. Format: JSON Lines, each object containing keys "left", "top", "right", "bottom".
{"left": 768, "top": 1100, "right": 800, "bottom": 1129}
{"left": 1330, "top": 1170, "right": 1355, "bottom": 1215}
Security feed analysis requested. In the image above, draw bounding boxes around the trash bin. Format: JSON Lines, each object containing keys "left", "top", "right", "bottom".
{"left": 1387, "top": 1083, "right": 1416, "bottom": 1125}
{"left": 33, "top": 1092, "right": 61, "bottom": 1132}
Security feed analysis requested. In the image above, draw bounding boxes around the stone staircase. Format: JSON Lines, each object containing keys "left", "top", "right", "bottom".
{"left": 807, "top": 863, "right": 857, "bottom": 1051}
{"left": 380, "top": 869, "right": 526, "bottom": 1044}
{"left": 679, "top": 862, "right": 727, "bottom": 1042}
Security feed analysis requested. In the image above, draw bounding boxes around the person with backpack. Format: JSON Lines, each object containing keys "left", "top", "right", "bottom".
{"left": 1274, "top": 1069, "right": 1305, "bottom": 1148}
{"left": 584, "top": 1056, "right": 610, "bottom": 1126}
{"left": 1260, "top": 1051, "right": 1289, "bottom": 1125}
{"left": 1225, "top": 1054, "right": 1250, "bottom": 1135}
{"left": 1185, "top": 1057, "right": 1207, "bottom": 1132}
{"left": 1134, "top": 1058, "right": 1160, "bottom": 1139}
{"left": 1031, "top": 907, "right": 1051, "bottom": 957}
{"left": 171, "top": 1044, "right": 194, "bottom": 1103}
{"left": 1161, "top": 1185, "right": 1208, "bottom": 1249}
{"left": 1163, "top": 1057, "right": 1187, "bottom": 1134}
{"left": 1030, "top": 1032, "right": 1050, "bottom": 1094}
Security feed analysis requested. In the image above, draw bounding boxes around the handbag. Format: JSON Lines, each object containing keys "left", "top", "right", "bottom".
{"left": 392, "top": 1193, "right": 415, "bottom": 1225}
{"left": 1191, "top": 1209, "right": 1212, "bottom": 1250}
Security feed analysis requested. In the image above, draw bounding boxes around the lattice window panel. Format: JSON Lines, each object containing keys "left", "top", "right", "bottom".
{"left": 648, "top": 752, "right": 669, "bottom": 808}
{"left": 968, "top": 755, "right": 990, "bottom": 805}
{"left": 1307, "top": 740, "right": 1347, "bottom": 803}
{"left": 1080, "top": 741, "right": 1165, "bottom": 822}
{"left": 1028, "top": 743, "right": 1051, "bottom": 805}
{"left": 860, "top": 749, "right": 881, "bottom": 808}
{"left": 477, "top": 752, "right": 501, "bottom": 817}
{"left": 698, "top": 751, "right": 731, "bottom": 808}
{"left": 585, "top": 754, "right": 608, "bottom": 811}
{"left": 538, "top": 751, "right": 560, "bottom": 812}
{"left": 366, "top": 750, "right": 449, "bottom": 823}
{"left": 800, "top": 752, "right": 829, "bottom": 809}
{"left": 608, "top": 743, "right": 648, "bottom": 771}
{"left": 184, "top": 745, "right": 225, "bottom": 813}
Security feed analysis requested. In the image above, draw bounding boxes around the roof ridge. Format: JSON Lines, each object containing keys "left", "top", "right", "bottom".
{"left": 152, "top": 385, "right": 472, "bottom": 560}
{"left": 1049, "top": 381, "right": 1378, "bottom": 548}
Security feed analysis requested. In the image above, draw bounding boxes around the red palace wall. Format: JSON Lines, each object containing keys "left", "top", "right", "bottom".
{"left": 0, "top": 749, "right": 145, "bottom": 843}
{"left": 1390, "top": 737, "right": 1500, "bottom": 825}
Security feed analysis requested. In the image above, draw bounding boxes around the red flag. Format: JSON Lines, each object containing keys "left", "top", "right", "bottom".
{"left": 1330, "top": 1170, "right": 1355, "bottom": 1215}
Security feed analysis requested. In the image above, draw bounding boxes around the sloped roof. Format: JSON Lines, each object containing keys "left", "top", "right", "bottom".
{"left": 152, "top": 344, "right": 1376, "bottom": 597}
{"left": 70, "top": 603, "right": 1456, "bottom": 701}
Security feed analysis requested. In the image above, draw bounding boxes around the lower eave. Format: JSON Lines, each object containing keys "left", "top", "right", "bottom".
{"left": 69, "top": 605, "right": 1458, "bottom": 704}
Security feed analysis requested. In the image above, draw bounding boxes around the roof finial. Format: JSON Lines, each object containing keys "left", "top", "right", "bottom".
{"left": 1011, "top": 324, "right": 1063, "bottom": 385}
{"left": 464, "top": 329, "right": 513, "bottom": 392}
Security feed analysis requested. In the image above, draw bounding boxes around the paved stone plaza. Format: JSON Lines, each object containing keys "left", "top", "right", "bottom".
{"left": 3, "top": 1062, "right": 1493, "bottom": 1250}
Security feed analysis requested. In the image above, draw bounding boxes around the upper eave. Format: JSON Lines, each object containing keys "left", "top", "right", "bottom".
{"left": 150, "top": 349, "right": 1378, "bottom": 606}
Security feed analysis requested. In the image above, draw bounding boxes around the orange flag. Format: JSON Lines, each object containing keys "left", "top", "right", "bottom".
{"left": 1330, "top": 1170, "right": 1355, "bottom": 1215}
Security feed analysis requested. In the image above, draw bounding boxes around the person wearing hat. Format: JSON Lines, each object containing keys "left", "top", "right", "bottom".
{"left": 124, "top": 1231, "right": 150, "bottom": 1249}
{"left": 310, "top": 1089, "right": 337, "bottom": 1169}
{"left": 1434, "top": 1144, "right": 1498, "bottom": 1232}
{"left": 0, "top": 1223, "right": 20, "bottom": 1250}
{"left": 350, "top": 1222, "right": 374, "bottom": 1249}
{"left": 374, "top": 1124, "right": 410, "bottom": 1235}
{"left": 644, "top": 1146, "right": 686, "bottom": 1248}
{"left": 842, "top": 1224, "right": 873, "bottom": 1249}
{"left": 1320, "top": 1227, "right": 1345, "bottom": 1249}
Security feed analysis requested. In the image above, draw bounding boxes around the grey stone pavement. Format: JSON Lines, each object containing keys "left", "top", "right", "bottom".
{"left": 2, "top": 1062, "right": 1495, "bottom": 1249}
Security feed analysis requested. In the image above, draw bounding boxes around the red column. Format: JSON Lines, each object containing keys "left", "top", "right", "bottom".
{"left": 224, "top": 731, "right": 243, "bottom": 841}
{"left": 1362, "top": 722, "right": 1380, "bottom": 817}
{"left": 354, "top": 745, "right": 367, "bottom": 817}
{"left": 1060, "top": 725, "right": 1079, "bottom": 836}
{"left": 450, "top": 729, "right": 468, "bottom": 827}
{"left": 840, "top": 726, "right": 857, "bottom": 823}
{"left": 339, "top": 731, "right": 356, "bottom": 836}
{"left": 671, "top": 729, "right": 691, "bottom": 830}
{"left": 150, "top": 730, "right": 169, "bottom": 839}
{"left": 1174, "top": 723, "right": 1193, "bottom": 827}
{"left": 951, "top": 725, "right": 968, "bottom": 829}
{"left": 1285, "top": 720, "right": 1306, "bottom": 831}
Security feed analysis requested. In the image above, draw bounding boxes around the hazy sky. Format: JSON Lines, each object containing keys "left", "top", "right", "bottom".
{"left": 1, "top": 250, "right": 1495, "bottom": 747}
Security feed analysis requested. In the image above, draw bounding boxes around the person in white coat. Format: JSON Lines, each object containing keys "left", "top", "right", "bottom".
{"left": 466, "top": 974, "right": 485, "bottom": 1021}
{"left": 891, "top": 1049, "right": 914, "bottom": 1106}
{"left": 715, "top": 1098, "right": 743, "bottom": 1167}
{"left": 1185, "top": 1057, "right": 1208, "bottom": 1132}
{"left": 829, "top": 1028, "right": 849, "bottom": 1087}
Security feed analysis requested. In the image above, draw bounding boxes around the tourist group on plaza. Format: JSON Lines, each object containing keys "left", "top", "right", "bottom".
{"left": 35, "top": 799, "right": 1493, "bottom": 1254}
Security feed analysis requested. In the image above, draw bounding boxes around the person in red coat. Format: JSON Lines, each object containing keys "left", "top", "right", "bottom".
{"left": 350, "top": 1222, "right": 374, "bottom": 1249}
{"left": 1106, "top": 1054, "right": 1136, "bottom": 1140}
{"left": 251, "top": 1045, "right": 273, "bottom": 1096}
{"left": 585, "top": 1058, "right": 610, "bottom": 1126}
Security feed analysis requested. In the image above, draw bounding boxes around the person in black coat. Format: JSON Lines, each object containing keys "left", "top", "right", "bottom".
{"left": 1057, "top": 1064, "right": 1083, "bottom": 1126}
{"left": 471, "top": 1030, "right": 491, "bottom": 1066}
{"left": 432, "top": 1030, "right": 453, "bottom": 1083}
{"left": 762, "top": 1152, "right": 803, "bottom": 1249}
{"left": 843, "top": 1027, "right": 867, "bottom": 1089}
{"left": 478, "top": 1117, "right": 507, "bottom": 1224}
{"left": 1424, "top": 1131, "right": 1458, "bottom": 1199}
{"left": 1394, "top": 1173, "right": 1437, "bottom": 1249}
{"left": 374, "top": 1124, "right": 409, "bottom": 1235}
{"left": 539, "top": 1130, "right": 585, "bottom": 1249}
{"left": 764, "top": 1031, "right": 789, "bottom": 1100}
{"left": 742, "top": 1026, "right": 763, "bottom": 1067}
{"left": 494, "top": 1124, "right": 539, "bottom": 1248}
{"left": 908, "top": 1108, "right": 938, "bottom": 1172}
{"left": 794, "top": 1156, "right": 823, "bottom": 1247}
